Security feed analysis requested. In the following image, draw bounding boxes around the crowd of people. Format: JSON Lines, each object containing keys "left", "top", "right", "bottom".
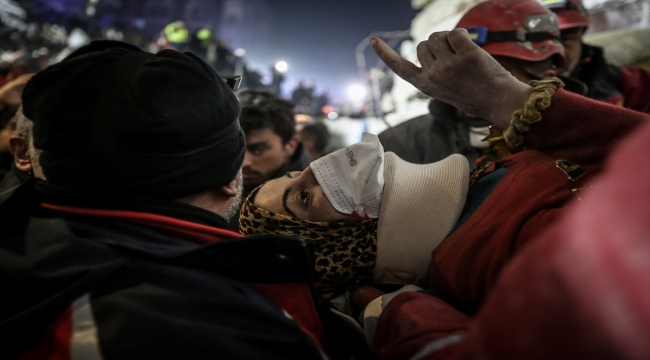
{"left": 0, "top": 0, "right": 649, "bottom": 359}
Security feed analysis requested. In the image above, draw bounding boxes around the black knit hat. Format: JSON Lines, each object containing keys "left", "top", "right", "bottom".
{"left": 21, "top": 40, "right": 245, "bottom": 199}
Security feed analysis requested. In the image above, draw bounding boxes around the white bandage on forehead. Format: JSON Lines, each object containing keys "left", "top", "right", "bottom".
{"left": 310, "top": 132, "right": 384, "bottom": 219}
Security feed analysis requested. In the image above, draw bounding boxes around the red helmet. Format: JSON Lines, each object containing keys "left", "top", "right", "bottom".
{"left": 456, "top": 0, "right": 565, "bottom": 67}
{"left": 539, "top": 0, "right": 590, "bottom": 30}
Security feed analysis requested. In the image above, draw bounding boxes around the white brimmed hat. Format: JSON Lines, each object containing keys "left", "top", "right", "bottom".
{"left": 313, "top": 133, "right": 469, "bottom": 285}
{"left": 374, "top": 152, "right": 469, "bottom": 285}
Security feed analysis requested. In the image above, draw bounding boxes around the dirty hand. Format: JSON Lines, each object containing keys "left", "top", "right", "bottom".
{"left": 0, "top": 73, "right": 35, "bottom": 106}
{"left": 370, "top": 29, "right": 532, "bottom": 128}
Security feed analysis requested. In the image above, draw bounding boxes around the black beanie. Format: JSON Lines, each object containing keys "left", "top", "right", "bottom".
{"left": 22, "top": 40, "right": 245, "bottom": 199}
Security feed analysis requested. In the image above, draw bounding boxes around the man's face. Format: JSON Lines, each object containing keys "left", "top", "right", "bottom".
{"left": 242, "top": 127, "right": 297, "bottom": 188}
{"left": 559, "top": 28, "right": 584, "bottom": 77}
{"left": 494, "top": 55, "right": 558, "bottom": 83}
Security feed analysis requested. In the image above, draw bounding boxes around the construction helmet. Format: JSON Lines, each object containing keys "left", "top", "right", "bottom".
{"left": 538, "top": 0, "right": 590, "bottom": 30}
{"left": 456, "top": 0, "right": 565, "bottom": 67}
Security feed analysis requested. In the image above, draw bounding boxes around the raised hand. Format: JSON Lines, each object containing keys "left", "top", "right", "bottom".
{"left": 370, "top": 29, "right": 532, "bottom": 128}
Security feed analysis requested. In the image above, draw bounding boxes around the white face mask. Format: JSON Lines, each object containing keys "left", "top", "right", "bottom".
{"left": 469, "top": 126, "right": 491, "bottom": 149}
{"left": 310, "top": 133, "right": 384, "bottom": 219}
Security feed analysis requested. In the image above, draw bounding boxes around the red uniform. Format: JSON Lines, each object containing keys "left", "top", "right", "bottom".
{"left": 373, "top": 89, "right": 650, "bottom": 359}
{"left": 620, "top": 66, "right": 650, "bottom": 113}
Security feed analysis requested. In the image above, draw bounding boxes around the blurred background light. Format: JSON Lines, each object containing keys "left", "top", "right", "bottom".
{"left": 347, "top": 84, "right": 367, "bottom": 101}
{"left": 275, "top": 60, "right": 288, "bottom": 73}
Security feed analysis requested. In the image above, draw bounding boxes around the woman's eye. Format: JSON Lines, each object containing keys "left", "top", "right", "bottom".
{"left": 300, "top": 191, "right": 309, "bottom": 205}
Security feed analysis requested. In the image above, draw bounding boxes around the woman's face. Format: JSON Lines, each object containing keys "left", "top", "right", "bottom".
{"left": 254, "top": 166, "right": 354, "bottom": 222}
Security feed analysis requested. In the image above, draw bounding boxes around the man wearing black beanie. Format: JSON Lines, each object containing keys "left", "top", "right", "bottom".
{"left": 0, "top": 41, "right": 329, "bottom": 359}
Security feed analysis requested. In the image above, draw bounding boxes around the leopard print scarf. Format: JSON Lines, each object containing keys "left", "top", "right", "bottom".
{"left": 239, "top": 186, "right": 378, "bottom": 296}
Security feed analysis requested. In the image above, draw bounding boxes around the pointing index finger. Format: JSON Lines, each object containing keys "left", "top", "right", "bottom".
{"left": 370, "top": 37, "right": 422, "bottom": 86}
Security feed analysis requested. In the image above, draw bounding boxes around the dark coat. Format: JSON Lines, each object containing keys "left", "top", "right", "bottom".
{"left": 378, "top": 100, "right": 484, "bottom": 166}
{"left": 0, "top": 180, "right": 327, "bottom": 359}
{"left": 0, "top": 162, "right": 31, "bottom": 193}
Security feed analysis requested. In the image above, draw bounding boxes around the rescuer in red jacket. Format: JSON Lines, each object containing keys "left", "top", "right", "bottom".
{"left": 360, "top": 13, "right": 650, "bottom": 360}
{"left": 544, "top": 0, "right": 650, "bottom": 112}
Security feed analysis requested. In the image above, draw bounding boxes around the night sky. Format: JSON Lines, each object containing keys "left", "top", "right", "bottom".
{"left": 16, "top": 0, "right": 417, "bottom": 102}
{"left": 247, "top": 0, "right": 418, "bottom": 101}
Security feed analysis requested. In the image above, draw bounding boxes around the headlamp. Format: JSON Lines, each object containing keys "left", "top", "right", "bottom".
{"left": 465, "top": 14, "right": 559, "bottom": 46}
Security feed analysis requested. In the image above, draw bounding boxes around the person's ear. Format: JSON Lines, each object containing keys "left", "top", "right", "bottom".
{"left": 9, "top": 135, "right": 32, "bottom": 174}
{"left": 283, "top": 134, "right": 300, "bottom": 156}
{"left": 303, "top": 139, "right": 315, "bottom": 154}
{"left": 219, "top": 178, "right": 238, "bottom": 198}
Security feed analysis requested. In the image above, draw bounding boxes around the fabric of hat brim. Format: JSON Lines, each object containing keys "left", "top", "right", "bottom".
{"left": 374, "top": 153, "right": 469, "bottom": 285}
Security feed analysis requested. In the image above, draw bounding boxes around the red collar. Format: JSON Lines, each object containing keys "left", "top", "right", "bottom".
{"left": 40, "top": 203, "right": 242, "bottom": 245}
